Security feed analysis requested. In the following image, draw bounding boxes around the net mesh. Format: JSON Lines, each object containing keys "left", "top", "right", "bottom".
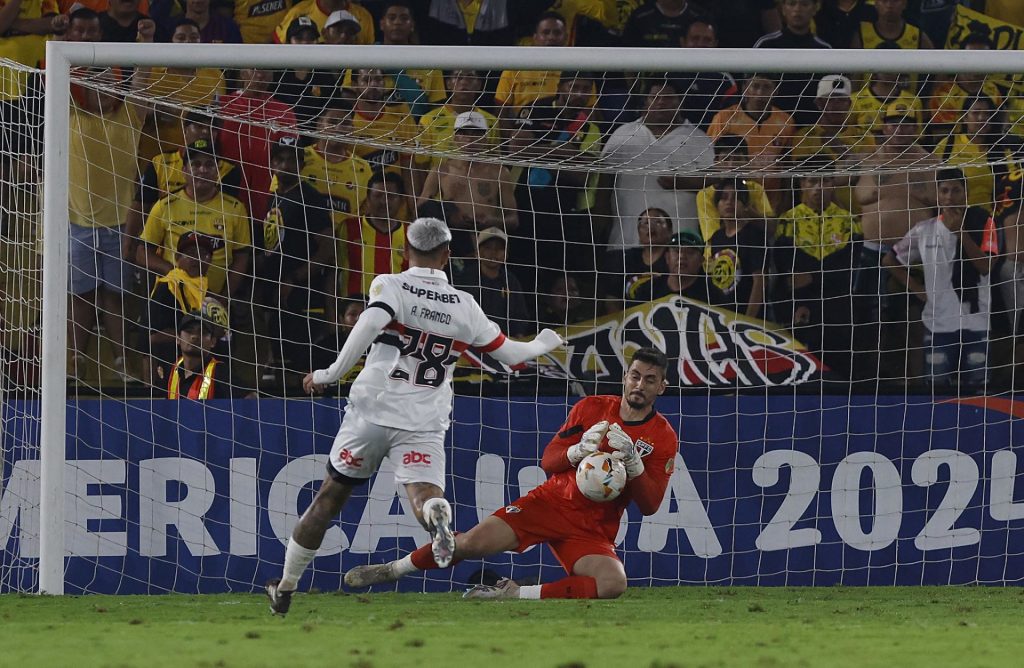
{"left": 3, "top": 50, "right": 1024, "bottom": 593}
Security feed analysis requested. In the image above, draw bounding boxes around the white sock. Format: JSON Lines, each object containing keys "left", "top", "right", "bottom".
{"left": 392, "top": 554, "right": 417, "bottom": 577}
{"left": 279, "top": 538, "right": 317, "bottom": 591}
{"left": 518, "top": 584, "right": 542, "bottom": 600}
{"left": 421, "top": 497, "right": 451, "bottom": 528}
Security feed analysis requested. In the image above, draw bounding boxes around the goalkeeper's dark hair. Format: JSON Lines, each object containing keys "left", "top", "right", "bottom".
{"left": 631, "top": 347, "right": 669, "bottom": 376}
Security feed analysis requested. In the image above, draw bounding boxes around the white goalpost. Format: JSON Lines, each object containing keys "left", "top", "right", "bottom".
{"left": 9, "top": 40, "right": 1024, "bottom": 595}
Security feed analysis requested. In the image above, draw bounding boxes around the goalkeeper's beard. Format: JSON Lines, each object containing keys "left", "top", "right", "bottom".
{"left": 625, "top": 392, "right": 648, "bottom": 411}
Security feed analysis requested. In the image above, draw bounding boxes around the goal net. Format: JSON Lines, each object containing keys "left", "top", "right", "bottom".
{"left": 3, "top": 42, "right": 1024, "bottom": 594}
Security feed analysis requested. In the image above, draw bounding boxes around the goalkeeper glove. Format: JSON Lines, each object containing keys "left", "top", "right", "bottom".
{"left": 567, "top": 420, "right": 609, "bottom": 466}
{"left": 607, "top": 423, "right": 644, "bottom": 479}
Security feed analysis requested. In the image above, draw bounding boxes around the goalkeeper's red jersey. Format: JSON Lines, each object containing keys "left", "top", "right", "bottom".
{"left": 533, "top": 395, "right": 679, "bottom": 541}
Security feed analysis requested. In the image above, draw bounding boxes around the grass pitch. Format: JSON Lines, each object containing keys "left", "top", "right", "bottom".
{"left": 2, "top": 586, "right": 1022, "bottom": 667}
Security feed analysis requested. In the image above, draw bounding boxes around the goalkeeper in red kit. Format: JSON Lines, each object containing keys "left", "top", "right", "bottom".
{"left": 344, "top": 347, "right": 679, "bottom": 600}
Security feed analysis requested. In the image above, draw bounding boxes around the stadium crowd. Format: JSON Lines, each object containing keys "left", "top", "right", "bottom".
{"left": 2, "top": 0, "right": 1024, "bottom": 394}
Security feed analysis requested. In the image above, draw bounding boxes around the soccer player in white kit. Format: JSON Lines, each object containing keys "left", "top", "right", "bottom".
{"left": 266, "top": 217, "right": 564, "bottom": 615}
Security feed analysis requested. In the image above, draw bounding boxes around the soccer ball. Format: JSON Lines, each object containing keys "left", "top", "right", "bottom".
{"left": 576, "top": 452, "right": 627, "bottom": 502}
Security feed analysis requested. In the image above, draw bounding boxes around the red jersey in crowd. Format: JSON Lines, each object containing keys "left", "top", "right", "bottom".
{"left": 217, "top": 91, "right": 297, "bottom": 219}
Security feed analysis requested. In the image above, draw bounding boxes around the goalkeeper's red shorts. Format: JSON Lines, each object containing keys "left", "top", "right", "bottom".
{"left": 493, "top": 488, "right": 619, "bottom": 574}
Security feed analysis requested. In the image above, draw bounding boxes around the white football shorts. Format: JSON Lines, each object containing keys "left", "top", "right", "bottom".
{"left": 328, "top": 407, "right": 447, "bottom": 490}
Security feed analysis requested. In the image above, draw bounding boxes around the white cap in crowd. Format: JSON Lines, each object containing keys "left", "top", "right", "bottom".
{"left": 325, "top": 10, "right": 361, "bottom": 32}
{"left": 477, "top": 226, "right": 508, "bottom": 247}
{"left": 453, "top": 111, "right": 489, "bottom": 132}
{"left": 407, "top": 217, "right": 453, "bottom": 252}
{"left": 816, "top": 75, "right": 852, "bottom": 99}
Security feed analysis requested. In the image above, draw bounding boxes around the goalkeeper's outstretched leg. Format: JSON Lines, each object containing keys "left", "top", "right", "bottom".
{"left": 344, "top": 514, "right": 628, "bottom": 600}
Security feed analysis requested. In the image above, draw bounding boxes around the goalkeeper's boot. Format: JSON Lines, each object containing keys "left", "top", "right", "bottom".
{"left": 344, "top": 562, "right": 400, "bottom": 588}
{"left": 265, "top": 578, "right": 293, "bottom": 616}
{"left": 425, "top": 498, "right": 456, "bottom": 569}
{"left": 463, "top": 578, "right": 520, "bottom": 600}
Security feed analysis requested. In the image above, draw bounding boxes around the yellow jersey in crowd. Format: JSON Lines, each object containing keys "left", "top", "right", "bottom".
{"left": 141, "top": 190, "right": 251, "bottom": 294}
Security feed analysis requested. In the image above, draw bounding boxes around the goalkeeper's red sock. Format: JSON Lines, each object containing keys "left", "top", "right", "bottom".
{"left": 406, "top": 533, "right": 463, "bottom": 571}
{"left": 521, "top": 576, "right": 598, "bottom": 599}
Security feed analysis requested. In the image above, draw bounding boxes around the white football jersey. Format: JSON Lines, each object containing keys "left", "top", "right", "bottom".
{"left": 348, "top": 267, "right": 504, "bottom": 431}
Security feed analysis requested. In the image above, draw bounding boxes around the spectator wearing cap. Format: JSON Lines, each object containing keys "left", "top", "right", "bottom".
{"left": 217, "top": 67, "right": 297, "bottom": 219}
{"left": 259, "top": 137, "right": 335, "bottom": 373}
{"left": 753, "top": 0, "right": 832, "bottom": 126}
{"left": 792, "top": 74, "right": 875, "bottom": 213}
{"left": 454, "top": 227, "right": 530, "bottom": 337}
{"left": 271, "top": 16, "right": 337, "bottom": 129}
{"left": 140, "top": 139, "right": 252, "bottom": 297}
{"left": 775, "top": 174, "right": 861, "bottom": 375}
{"left": 338, "top": 171, "right": 409, "bottom": 297}
{"left": 273, "top": 0, "right": 373, "bottom": 44}
{"left": 322, "top": 8, "right": 361, "bottom": 44}
{"left": 418, "top": 110, "right": 516, "bottom": 257}
{"left": 158, "top": 302, "right": 254, "bottom": 399}
{"left": 627, "top": 230, "right": 722, "bottom": 305}
{"left": 676, "top": 17, "right": 738, "bottom": 131}
{"left": 697, "top": 135, "right": 776, "bottom": 245}
{"left": 928, "top": 32, "right": 1003, "bottom": 131}
{"left": 349, "top": 67, "right": 418, "bottom": 196}
{"left": 849, "top": 67, "right": 923, "bottom": 139}
{"left": 64, "top": 7, "right": 155, "bottom": 380}
{"left": 302, "top": 101, "right": 374, "bottom": 228}
{"left": 814, "top": 0, "right": 876, "bottom": 49}
{"left": 622, "top": 0, "right": 702, "bottom": 48}
{"left": 420, "top": 0, "right": 514, "bottom": 46}
{"left": 707, "top": 73, "right": 795, "bottom": 210}
{"left": 883, "top": 168, "right": 996, "bottom": 390}
{"left": 705, "top": 178, "right": 769, "bottom": 318}
{"left": 147, "top": 231, "right": 215, "bottom": 368}
{"left": 601, "top": 207, "right": 673, "bottom": 305}
{"left": 794, "top": 75, "right": 874, "bottom": 167}
{"left": 601, "top": 78, "right": 714, "bottom": 249}
{"left": 933, "top": 94, "right": 1019, "bottom": 212}
{"left": 418, "top": 70, "right": 500, "bottom": 167}
{"left": 180, "top": 0, "right": 242, "bottom": 42}
{"left": 127, "top": 112, "right": 245, "bottom": 265}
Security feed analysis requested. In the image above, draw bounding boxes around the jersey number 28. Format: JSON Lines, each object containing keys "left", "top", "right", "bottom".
{"left": 389, "top": 328, "right": 454, "bottom": 388}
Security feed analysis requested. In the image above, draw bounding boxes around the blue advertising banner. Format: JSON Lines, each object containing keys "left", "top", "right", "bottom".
{"left": 2, "top": 396, "right": 1024, "bottom": 594}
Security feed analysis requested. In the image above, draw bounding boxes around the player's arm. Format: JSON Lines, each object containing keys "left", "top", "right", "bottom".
{"left": 485, "top": 328, "right": 564, "bottom": 365}
{"left": 304, "top": 305, "right": 391, "bottom": 393}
